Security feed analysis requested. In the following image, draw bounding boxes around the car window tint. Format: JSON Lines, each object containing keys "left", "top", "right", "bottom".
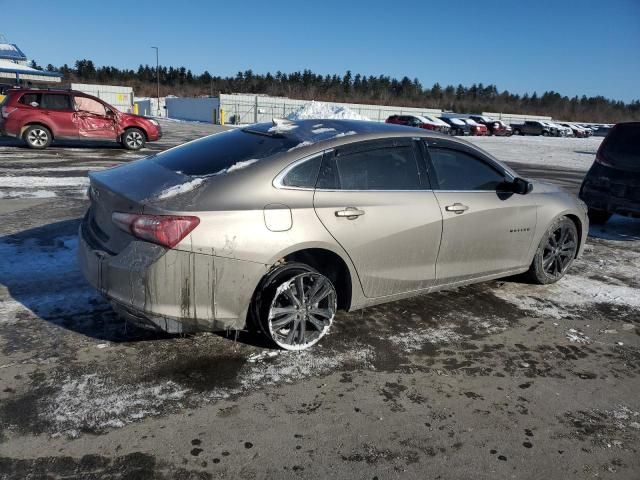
{"left": 41, "top": 94, "right": 71, "bottom": 111}
{"left": 154, "top": 129, "right": 299, "bottom": 176}
{"left": 601, "top": 124, "right": 640, "bottom": 170}
{"left": 75, "top": 97, "right": 107, "bottom": 115}
{"left": 281, "top": 155, "right": 322, "bottom": 188}
{"left": 329, "top": 146, "right": 421, "bottom": 190}
{"left": 428, "top": 147, "right": 504, "bottom": 191}
{"left": 19, "top": 93, "right": 42, "bottom": 107}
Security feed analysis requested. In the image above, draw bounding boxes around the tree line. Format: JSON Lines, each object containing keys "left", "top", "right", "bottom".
{"left": 29, "top": 59, "right": 640, "bottom": 123}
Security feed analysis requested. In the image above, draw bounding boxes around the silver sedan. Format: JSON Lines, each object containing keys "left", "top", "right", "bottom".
{"left": 78, "top": 119, "right": 588, "bottom": 350}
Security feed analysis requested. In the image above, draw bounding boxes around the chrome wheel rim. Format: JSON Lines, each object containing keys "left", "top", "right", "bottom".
{"left": 542, "top": 224, "right": 576, "bottom": 277}
{"left": 267, "top": 272, "right": 336, "bottom": 350}
{"left": 27, "top": 128, "right": 48, "bottom": 147}
{"left": 126, "top": 131, "right": 143, "bottom": 148}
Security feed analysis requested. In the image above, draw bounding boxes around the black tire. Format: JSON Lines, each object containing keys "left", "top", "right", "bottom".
{"left": 524, "top": 216, "right": 578, "bottom": 285}
{"left": 23, "top": 125, "right": 52, "bottom": 149}
{"left": 513, "top": 129, "right": 521, "bottom": 136}
{"left": 542, "top": 131, "right": 549, "bottom": 137}
{"left": 587, "top": 208, "right": 612, "bottom": 225}
{"left": 251, "top": 262, "right": 337, "bottom": 350}
{"left": 121, "top": 128, "right": 146, "bottom": 150}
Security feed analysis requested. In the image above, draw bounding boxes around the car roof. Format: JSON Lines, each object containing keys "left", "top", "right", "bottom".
{"left": 243, "top": 119, "right": 446, "bottom": 145}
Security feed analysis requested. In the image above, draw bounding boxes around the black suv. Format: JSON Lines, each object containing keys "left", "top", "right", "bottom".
{"left": 579, "top": 122, "right": 640, "bottom": 224}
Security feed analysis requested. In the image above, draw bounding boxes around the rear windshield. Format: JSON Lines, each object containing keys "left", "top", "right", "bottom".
{"left": 153, "top": 129, "right": 299, "bottom": 176}
{"left": 601, "top": 124, "right": 640, "bottom": 170}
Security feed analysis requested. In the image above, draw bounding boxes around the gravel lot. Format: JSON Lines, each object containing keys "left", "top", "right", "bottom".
{"left": 0, "top": 123, "right": 638, "bottom": 479}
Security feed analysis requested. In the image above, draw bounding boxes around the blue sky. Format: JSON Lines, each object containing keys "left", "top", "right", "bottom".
{"left": 3, "top": 0, "right": 639, "bottom": 101}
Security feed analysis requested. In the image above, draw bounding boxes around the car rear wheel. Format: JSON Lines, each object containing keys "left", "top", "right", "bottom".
{"left": 122, "top": 128, "right": 146, "bottom": 150}
{"left": 542, "top": 131, "right": 549, "bottom": 136}
{"left": 23, "top": 125, "right": 52, "bottom": 149}
{"left": 587, "top": 208, "right": 612, "bottom": 225}
{"left": 525, "top": 217, "right": 578, "bottom": 285}
{"left": 253, "top": 262, "right": 337, "bottom": 350}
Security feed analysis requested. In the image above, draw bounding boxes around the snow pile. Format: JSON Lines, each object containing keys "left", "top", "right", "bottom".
{"left": 387, "top": 325, "right": 463, "bottom": 352}
{"left": 46, "top": 374, "right": 188, "bottom": 436}
{"left": 218, "top": 158, "right": 259, "bottom": 174}
{"left": 287, "top": 101, "right": 370, "bottom": 121}
{"left": 156, "top": 177, "right": 205, "bottom": 199}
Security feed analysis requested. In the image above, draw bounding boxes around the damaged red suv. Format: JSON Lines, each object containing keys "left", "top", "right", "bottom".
{"left": 0, "top": 87, "right": 161, "bottom": 150}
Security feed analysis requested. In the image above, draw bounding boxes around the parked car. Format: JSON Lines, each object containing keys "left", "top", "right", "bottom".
{"left": 592, "top": 125, "right": 613, "bottom": 137}
{"left": 460, "top": 118, "right": 488, "bottom": 136}
{"left": 79, "top": 119, "right": 588, "bottom": 350}
{"left": 511, "top": 121, "right": 553, "bottom": 136}
{"left": 386, "top": 114, "right": 448, "bottom": 133}
{"left": 0, "top": 87, "right": 162, "bottom": 150}
{"left": 468, "top": 115, "right": 512, "bottom": 136}
{"left": 440, "top": 117, "right": 471, "bottom": 136}
{"left": 559, "top": 123, "right": 583, "bottom": 137}
{"left": 579, "top": 122, "right": 640, "bottom": 224}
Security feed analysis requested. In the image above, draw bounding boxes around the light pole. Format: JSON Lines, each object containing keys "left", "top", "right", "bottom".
{"left": 151, "top": 46, "right": 160, "bottom": 116}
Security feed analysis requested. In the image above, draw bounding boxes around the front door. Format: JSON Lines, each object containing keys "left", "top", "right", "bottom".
{"left": 424, "top": 139, "right": 537, "bottom": 284}
{"left": 73, "top": 96, "right": 117, "bottom": 139}
{"left": 313, "top": 139, "right": 443, "bottom": 298}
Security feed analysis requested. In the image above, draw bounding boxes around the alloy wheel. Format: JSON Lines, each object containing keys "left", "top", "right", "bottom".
{"left": 267, "top": 272, "right": 336, "bottom": 350}
{"left": 126, "top": 131, "right": 144, "bottom": 149}
{"left": 27, "top": 128, "right": 49, "bottom": 147}
{"left": 542, "top": 223, "right": 577, "bottom": 277}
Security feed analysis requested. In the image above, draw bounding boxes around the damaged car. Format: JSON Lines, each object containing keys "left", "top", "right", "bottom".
{"left": 79, "top": 119, "right": 588, "bottom": 350}
{"left": 0, "top": 87, "right": 161, "bottom": 150}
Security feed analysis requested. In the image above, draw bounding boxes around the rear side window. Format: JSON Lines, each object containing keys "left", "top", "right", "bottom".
{"left": 41, "top": 94, "right": 72, "bottom": 111}
{"left": 317, "top": 145, "right": 421, "bottom": 190}
{"left": 601, "top": 124, "right": 640, "bottom": 170}
{"left": 428, "top": 147, "right": 505, "bottom": 191}
{"left": 154, "top": 129, "right": 299, "bottom": 176}
{"left": 281, "top": 155, "right": 322, "bottom": 188}
{"left": 19, "top": 93, "right": 42, "bottom": 107}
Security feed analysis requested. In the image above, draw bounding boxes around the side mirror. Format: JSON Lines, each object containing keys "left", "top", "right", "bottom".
{"left": 512, "top": 177, "right": 533, "bottom": 195}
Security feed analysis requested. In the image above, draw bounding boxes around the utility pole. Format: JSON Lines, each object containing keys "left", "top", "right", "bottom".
{"left": 151, "top": 46, "right": 160, "bottom": 116}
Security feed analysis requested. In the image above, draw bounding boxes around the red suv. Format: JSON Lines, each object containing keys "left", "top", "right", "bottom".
{"left": 0, "top": 88, "right": 161, "bottom": 150}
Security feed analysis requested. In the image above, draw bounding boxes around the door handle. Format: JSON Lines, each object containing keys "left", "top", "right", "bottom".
{"left": 445, "top": 203, "right": 469, "bottom": 214}
{"left": 335, "top": 207, "right": 365, "bottom": 219}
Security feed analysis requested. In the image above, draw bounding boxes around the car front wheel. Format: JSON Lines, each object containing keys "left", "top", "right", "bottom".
{"left": 525, "top": 217, "right": 578, "bottom": 285}
{"left": 253, "top": 262, "right": 337, "bottom": 350}
{"left": 122, "top": 128, "right": 146, "bottom": 150}
{"left": 23, "top": 125, "right": 52, "bottom": 149}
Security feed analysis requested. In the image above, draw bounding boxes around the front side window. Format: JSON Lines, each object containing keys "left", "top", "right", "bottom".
{"left": 428, "top": 147, "right": 505, "bottom": 191}
{"left": 75, "top": 96, "right": 107, "bottom": 115}
{"left": 280, "top": 155, "right": 322, "bottom": 188}
{"left": 318, "top": 145, "right": 421, "bottom": 191}
{"left": 41, "top": 94, "right": 72, "bottom": 111}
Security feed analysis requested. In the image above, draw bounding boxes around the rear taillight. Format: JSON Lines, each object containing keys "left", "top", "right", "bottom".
{"left": 112, "top": 212, "right": 200, "bottom": 248}
{"left": 1, "top": 106, "right": 16, "bottom": 119}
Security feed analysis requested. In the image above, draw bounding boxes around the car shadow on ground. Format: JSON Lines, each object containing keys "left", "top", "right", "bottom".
{"left": 0, "top": 217, "right": 274, "bottom": 348}
{"left": 0, "top": 136, "right": 125, "bottom": 150}
{"left": 506, "top": 162, "right": 586, "bottom": 195}
{"left": 589, "top": 215, "right": 640, "bottom": 241}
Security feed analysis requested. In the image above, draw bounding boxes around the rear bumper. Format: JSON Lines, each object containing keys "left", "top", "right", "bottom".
{"left": 77, "top": 216, "right": 267, "bottom": 333}
{"left": 579, "top": 164, "right": 640, "bottom": 217}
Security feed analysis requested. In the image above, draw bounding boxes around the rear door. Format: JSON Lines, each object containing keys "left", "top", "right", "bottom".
{"left": 313, "top": 138, "right": 443, "bottom": 298}
{"left": 424, "top": 138, "right": 537, "bottom": 284}
{"left": 40, "top": 93, "right": 78, "bottom": 138}
{"left": 73, "top": 95, "right": 117, "bottom": 139}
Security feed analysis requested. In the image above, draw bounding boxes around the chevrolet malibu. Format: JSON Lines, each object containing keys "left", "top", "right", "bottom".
{"left": 78, "top": 119, "right": 588, "bottom": 350}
